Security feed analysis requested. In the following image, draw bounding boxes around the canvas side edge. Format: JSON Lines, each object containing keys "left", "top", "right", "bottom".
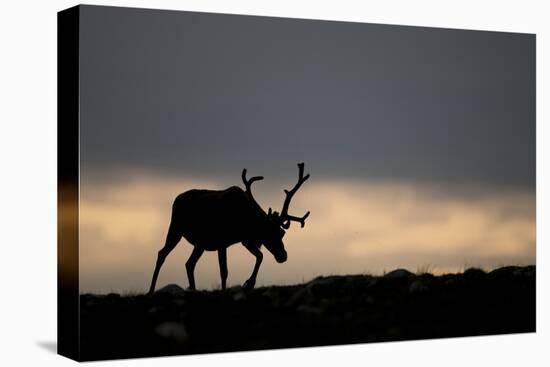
{"left": 57, "top": 5, "right": 81, "bottom": 362}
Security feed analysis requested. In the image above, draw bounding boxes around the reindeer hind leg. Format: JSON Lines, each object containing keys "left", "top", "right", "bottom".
{"left": 147, "top": 224, "right": 181, "bottom": 295}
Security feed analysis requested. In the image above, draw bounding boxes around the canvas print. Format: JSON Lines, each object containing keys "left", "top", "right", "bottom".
{"left": 58, "top": 5, "right": 536, "bottom": 362}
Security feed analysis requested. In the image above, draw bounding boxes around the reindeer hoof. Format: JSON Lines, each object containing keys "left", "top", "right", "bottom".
{"left": 243, "top": 279, "right": 255, "bottom": 290}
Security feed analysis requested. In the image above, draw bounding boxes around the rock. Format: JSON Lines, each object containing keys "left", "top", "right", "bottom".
{"left": 463, "top": 267, "right": 486, "bottom": 279}
{"left": 489, "top": 266, "right": 521, "bottom": 278}
{"left": 156, "top": 284, "right": 186, "bottom": 296}
{"left": 367, "top": 277, "right": 379, "bottom": 287}
{"left": 233, "top": 290, "right": 247, "bottom": 302}
{"left": 285, "top": 277, "right": 342, "bottom": 308}
{"left": 364, "top": 295, "right": 375, "bottom": 305}
{"left": 261, "top": 287, "right": 288, "bottom": 308}
{"left": 384, "top": 269, "right": 414, "bottom": 279}
{"left": 296, "top": 304, "right": 323, "bottom": 316}
{"left": 285, "top": 287, "right": 312, "bottom": 307}
{"left": 154, "top": 322, "right": 189, "bottom": 343}
{"left": 409, "top": 280, "right": 429, "bottom": 294}
{"left": 513, "top": 265, "right": 535, "bottom": 277}
{"left": 310, "top": 276, "right": 341, "bottom": 286}
{"left": 81, "top": 295, "right": 97, "bottom": 308}
{"left": 443, "top": 275, "right": 461, "bottom": 286}
{"left": 172, "top": 299, "right": 186, "bottom": 306}
{"left": 307, "top": 276, "right": 343, "bottom": 297}
{"left": 261, "top": 288, "right": 278, "bottom": 299}
{"left": 341, "top": 275, "right": 373, "bottom": 293}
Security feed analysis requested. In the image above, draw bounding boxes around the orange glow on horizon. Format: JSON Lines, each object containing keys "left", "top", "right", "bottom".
{"left": 78, "top": 173, "right": 535, "bottom": 293}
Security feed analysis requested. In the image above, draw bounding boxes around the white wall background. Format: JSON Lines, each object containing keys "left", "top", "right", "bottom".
{"left": 0, "top": 0, "right": 548, "bottom": 366}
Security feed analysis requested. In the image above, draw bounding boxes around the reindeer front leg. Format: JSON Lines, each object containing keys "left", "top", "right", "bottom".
{"left": 218, "top": 247, "right": 228, "bottom": 290}
{"left": 185, "top": 246, "right": 204, "bottom": 290}
{"left": 242, "top": 241, "right": 263, "bottom": 290}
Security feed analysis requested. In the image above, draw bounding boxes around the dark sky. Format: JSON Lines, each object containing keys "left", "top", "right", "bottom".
{"left": 79, "top": 5, "right": 535, "bottom": 188}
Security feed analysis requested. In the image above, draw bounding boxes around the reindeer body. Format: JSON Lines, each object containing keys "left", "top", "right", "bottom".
{"left": 173, "top": 186, "right": 267, "bottom": 251}
{"left": 147, "top": 163, "right": 310, "bottom": 294}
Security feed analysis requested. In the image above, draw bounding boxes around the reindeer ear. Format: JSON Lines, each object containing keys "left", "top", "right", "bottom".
{"left": 268, "top": 208, "right": 273, "bottom": 215}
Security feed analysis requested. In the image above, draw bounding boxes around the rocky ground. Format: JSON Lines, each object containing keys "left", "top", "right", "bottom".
{"left": 79, "top": 265, "right": 535, "bottom": 361}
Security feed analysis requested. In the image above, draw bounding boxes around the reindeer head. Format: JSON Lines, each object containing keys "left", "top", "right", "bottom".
{"left": 241, "top": 163, "right": 311, "bottom": 263}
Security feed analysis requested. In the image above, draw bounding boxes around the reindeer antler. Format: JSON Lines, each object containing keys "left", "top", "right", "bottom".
{"left": 278, "top": 163, "right": 310, "bottom": 229}
{"left": 242, "top": 168, "right": 264, "bottom": 207}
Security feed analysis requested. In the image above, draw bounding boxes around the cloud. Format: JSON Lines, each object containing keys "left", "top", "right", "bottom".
{"left": 80, "top": 6, "right": 535, "bottom": 188}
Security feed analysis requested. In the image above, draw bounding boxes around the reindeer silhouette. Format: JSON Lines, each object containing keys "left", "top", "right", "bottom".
{"left": 147, "top": 163, "right": 310, "bottom": 294}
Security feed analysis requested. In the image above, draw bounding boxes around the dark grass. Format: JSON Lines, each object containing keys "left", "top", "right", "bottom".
{"left": 79, "top": 265, "right": 535, "bottom": 361}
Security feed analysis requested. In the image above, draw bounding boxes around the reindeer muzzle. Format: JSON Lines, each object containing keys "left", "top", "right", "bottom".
{"left": 275, "top": 250, "right": 288, "bottom": 263}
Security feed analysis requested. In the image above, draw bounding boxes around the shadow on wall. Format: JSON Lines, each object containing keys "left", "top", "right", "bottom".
{"left": 36, "top": 341, "right": 57, "bottom": 354}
